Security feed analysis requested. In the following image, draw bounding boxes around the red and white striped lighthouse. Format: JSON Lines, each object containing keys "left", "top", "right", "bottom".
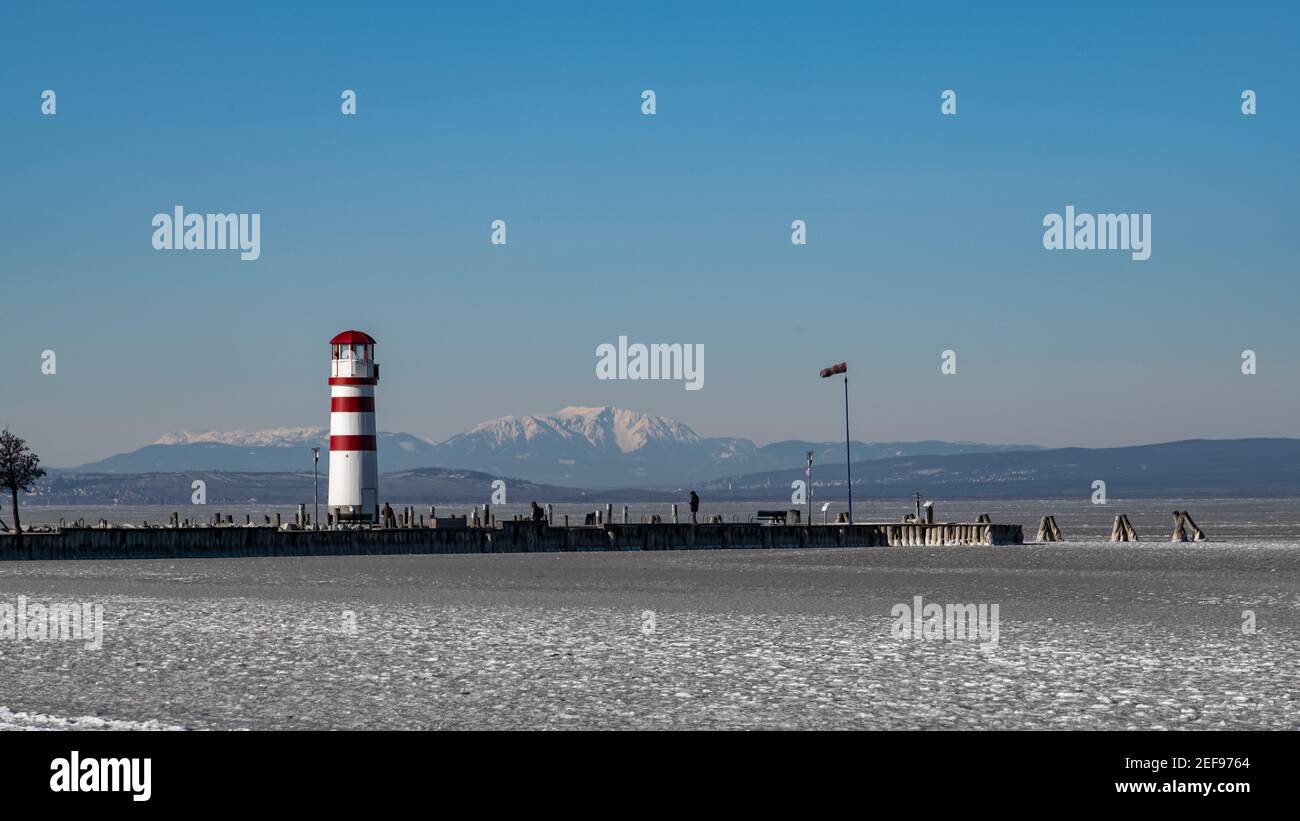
{"left": 328, "top": 330, "right": 379, "bottom": 523}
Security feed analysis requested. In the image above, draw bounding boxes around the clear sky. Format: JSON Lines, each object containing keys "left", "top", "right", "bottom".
{"left": 2, "top": 1, "right": 1298, "bottom": 467}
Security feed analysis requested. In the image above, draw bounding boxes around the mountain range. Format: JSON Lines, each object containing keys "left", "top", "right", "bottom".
{"left": 699, "top": 437, "right": 1300, "bottom": 499}
{"left": 50, "top": 408, "right": 1300, "bottom": 501}
{"left": 73, "top": 430, "right": 438, "bottom": 475}
{"left": 65, "top": 406, "right": 1040, "bottom": 488}
{"left": 33, "top": 438, "right": 1300, "bottom": 505}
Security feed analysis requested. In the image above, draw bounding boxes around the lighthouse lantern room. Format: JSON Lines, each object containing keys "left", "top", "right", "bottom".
{"left": 328, "top": 330, "right": 380, "bottom": 523}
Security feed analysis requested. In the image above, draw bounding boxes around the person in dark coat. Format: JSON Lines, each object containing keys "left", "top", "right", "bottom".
{"left": 381, "top": 502, "right": 396, "bottom": 528}
{"left": 530, "top": 501, "right": 546, "bottom": 522}
{"left": 688, "top": 490, "right": 700, "bottom": 524}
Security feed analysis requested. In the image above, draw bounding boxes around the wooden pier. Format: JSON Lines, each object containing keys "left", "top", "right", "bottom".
{"left": 1, "top": 519, "right": 1025, "bottom": 561}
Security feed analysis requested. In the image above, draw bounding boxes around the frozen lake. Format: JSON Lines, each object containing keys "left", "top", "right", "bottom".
{"left": 0, "top": 529, "right": 1297, "bottom": 729}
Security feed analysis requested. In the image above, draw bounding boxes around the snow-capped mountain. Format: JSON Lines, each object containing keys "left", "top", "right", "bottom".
{"left": 427, "top": 406, "right": 746, "bottom": 486}
{"left": 460, "top": 407, "right": 700, "bottom": 453}
{"left": 427, "top": 407, "right": 1040, "bottom": 487}
{"left": 73, "top": 431, "right": 438, "bottom": 474}
{"left": 66, "top": 406, "right": 1041, "bottom": 488}
{"left": 153, "top": 428, "right": 331, "bottom": 448}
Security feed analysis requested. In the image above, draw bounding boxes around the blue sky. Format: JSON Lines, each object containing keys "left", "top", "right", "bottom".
{"left": 2, "top": 1, "right": 1298, "bottom": 466}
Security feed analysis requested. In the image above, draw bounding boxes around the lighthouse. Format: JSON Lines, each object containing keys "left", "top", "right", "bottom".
{"left": 328, "top": 330, "right": 379, "bottom": 523}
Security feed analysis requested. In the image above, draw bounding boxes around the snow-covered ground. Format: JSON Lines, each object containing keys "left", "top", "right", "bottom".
{"left": 0, "top": 707, "right": 185, "bottom": 731}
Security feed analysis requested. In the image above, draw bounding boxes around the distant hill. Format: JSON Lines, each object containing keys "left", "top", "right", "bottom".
{"left": 699, "top": 438, "right": 1300, "bottom": 499}
{"left": 69, "top": 431, "right": 437, "bottom": 474}
{"left": 30, "top": 467, "right": 670, "bottom": 506}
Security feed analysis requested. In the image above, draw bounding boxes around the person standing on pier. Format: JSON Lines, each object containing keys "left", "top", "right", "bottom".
{"left": 381, "top": 502, "right": 396, "bottom": 529}
{"left": 689, "top": 490, "right": 700, "bottom": 524}
{"left": 530, "top": 501, "right": 546, "bottom": 522}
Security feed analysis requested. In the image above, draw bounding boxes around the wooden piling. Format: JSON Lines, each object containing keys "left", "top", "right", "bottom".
{"left": 1171, "top": 511, "right": 1188, "bottom": 542}
{"left": 1036, "top": 515, "right": 1063, "bottom": 542}
{"left": 1123, "top": 514, "right": 1137, "bottom": 541}
{"left": 1112, "top": 514, "right": 1138, "bottom": 541}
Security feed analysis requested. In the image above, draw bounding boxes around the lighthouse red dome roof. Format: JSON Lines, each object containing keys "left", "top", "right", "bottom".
{"left": 330, "top": 330, "right": 376, "bottom": 345}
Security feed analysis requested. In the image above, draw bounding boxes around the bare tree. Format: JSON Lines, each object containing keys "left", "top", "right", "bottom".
{"left": 0, "top": 428, "right": 46, "bottom": 549}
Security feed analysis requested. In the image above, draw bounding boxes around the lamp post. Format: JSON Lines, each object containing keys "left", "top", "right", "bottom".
{"left": 806, "top": 450, "right": 814, "bottom": 527}
{"left": 819, "top": 362, "right": 852, "bottom": 524}
{"left": 311, "top": 446, "right": 320, "bottom": 530}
